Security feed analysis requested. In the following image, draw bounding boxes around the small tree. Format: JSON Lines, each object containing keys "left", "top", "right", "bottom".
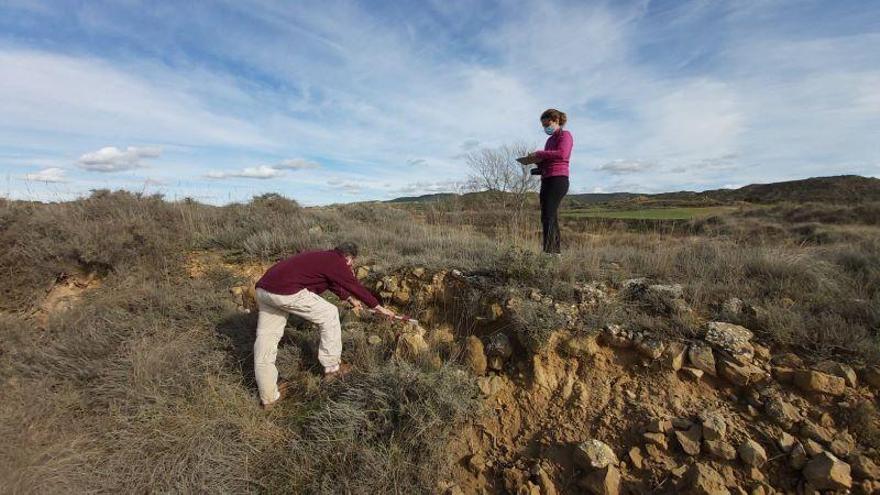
{"left": 464, "top": 142, "right": 539, "bottom": 214}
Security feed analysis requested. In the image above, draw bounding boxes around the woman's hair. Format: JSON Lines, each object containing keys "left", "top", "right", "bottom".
{"left": 334, "top": 241, "right": 359, "bottom": 258}
{"left": 540, "top": 108, "right": 567, "bottom": 126}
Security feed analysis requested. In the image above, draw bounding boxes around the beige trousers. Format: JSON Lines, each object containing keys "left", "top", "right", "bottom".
{"left": 254, "top": 288, "right": 342, "bottom": 405}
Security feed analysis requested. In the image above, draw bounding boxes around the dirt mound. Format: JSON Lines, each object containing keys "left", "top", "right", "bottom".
{"left": 190, "top": 257, "right": 880, "bottom": 494}
{"left": 33, "top": 270, "right": 101, "bottom": 328}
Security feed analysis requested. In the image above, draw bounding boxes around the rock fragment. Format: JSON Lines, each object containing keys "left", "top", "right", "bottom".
{"left": 794, "top": 370, "right": 846, "bottom": 396}
{"left": 738, "top": 439, "right": 767, "bottom": 467}
{"left": 705, "top": 321, "right": 755, "bottom": 363}
{"left": 575, "top": 440, "right": 619, "bottom": 470}
{"left": 675, "top": 424, "right": 702, "bottom": 456}
{"left": 463, "top": 336, "right": 487, "bottom": 375}
{"left": 679, "top": 463, "right": 731, "bottom": 495}
{"left": 803, "top": 452, "right": 852, "bottom": 491}
{"left": 688, "top": 344, "right": 717, "bottom": 376}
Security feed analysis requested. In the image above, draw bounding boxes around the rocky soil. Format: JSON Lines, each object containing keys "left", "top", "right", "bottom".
{"left": 206, "top": 256, "right": 880, "bottom": 495}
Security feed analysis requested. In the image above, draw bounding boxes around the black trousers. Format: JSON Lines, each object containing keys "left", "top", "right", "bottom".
{"left": 539, "top": 176, "right": 569, "bottom": 253}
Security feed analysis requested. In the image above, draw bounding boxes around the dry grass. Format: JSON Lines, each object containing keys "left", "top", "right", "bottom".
{"left": 1, "top": 190, "right": 879, "bottom": 492}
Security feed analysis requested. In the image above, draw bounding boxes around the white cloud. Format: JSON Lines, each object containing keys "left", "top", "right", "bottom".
{"left": 77, "top": 146, "right": 161, "bottom": 172}
{"left": 22, "top": 167, "right": 67, "bottom": 182}
{"left": 206, "top": 165, "right": 284, "bottom": 179}
{"left": 598, "top": 159, "right": 655, "bottom": 175}
{"left": 276, "top": 158, "right": 320, "bottom": 170}
{"left": 206, "top": 158, "right": 320, "bottom": 179}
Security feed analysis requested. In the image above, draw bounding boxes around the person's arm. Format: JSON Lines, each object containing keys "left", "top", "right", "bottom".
{"left": 328, "top": 262, "right": 381, "bottom": 308}
{"left": 533, "top": 131, "right": 573, "bottom": 161}
{"left": 329, "top": 285, "right": 352, "bottom": 301}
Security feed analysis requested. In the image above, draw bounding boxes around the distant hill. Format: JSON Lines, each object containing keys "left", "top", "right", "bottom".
{"left": 386, "top": 175, "right": 880, "bottom": 206}
{"left": 387, "top": 193, "right": 457, "bottom": 203}
{"left": 566, "top": 192, "right": 640, "bottom": 204}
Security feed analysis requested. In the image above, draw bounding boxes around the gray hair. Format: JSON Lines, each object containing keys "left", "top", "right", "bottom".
{"left": 334, "top": 241, "right": 359, "bottom": 258}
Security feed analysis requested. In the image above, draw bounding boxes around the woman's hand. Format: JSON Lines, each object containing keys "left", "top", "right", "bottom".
{"left": 347, "top": 297, "right": 364, "bottom": 315}
{"left": 374, "top": 305, "right": 397, "bottom": 320}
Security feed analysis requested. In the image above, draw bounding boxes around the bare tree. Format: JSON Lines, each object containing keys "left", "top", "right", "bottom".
{"left": 464, "top": 142, "right": 539, "bottom": 213}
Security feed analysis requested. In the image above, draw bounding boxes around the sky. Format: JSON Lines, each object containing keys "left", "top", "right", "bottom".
{"left": 1, "top": 0, "right": 878, "bottom": 205}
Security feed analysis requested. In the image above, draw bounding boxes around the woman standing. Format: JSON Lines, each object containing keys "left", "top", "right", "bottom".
{"left": 530, "top": 108, "right": 572, "bottom": 254}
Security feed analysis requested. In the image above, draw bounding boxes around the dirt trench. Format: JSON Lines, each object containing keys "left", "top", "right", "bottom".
{"left": 195, "top": 257, "right": 880, "bottom": 495}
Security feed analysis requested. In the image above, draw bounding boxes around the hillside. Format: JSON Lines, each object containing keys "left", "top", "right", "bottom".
{"left": 1, "top": 191, "right": 879, "bottom": 494}
{"left": 388, "top": 175, "right": 880, "bottom": 207}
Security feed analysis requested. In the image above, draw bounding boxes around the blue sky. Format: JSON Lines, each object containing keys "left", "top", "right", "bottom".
{"left": 1, "top": 0, "right": 878, "bottom": 205}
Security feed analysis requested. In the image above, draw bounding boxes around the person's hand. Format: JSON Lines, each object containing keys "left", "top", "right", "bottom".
{"left": 374, "top": 305, "right": 396, "bottom": 320}
{"left": 347, "top": 297, "right": 364, "bottom": 315}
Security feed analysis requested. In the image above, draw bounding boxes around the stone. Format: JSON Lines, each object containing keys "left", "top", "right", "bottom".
{"left": 464, "top": 336, "right": 487, "bottom": 375}
{"left": 530, "top": 464, "right": 557, "bottom": 495}
{"left": 849, "top": 453, "right": 880, "bottom": 480}
{"left": 814, "top": 360, "right": 858, "bottom": 388}
{"left": 794, "top": 370, "right": 846, "bottom": 396}
{"left": 670, "top": 464, "right": 689, "bottom": 478}
{"left": 778, "top": 432, "right": 798, "bottom": 453}
{"left": 432, "top": 324, "right": 456, "bottom": 345}
{"left": 392, "top": 287, "right": 412, "bottom": 304}
{"left": 675, "top": 424, "right": 702, "bottom": 456}
{"left": 663, "top": 342, "right": 688, "bottom": 371}
{"left": 396, "top": 332, "right": 429, "bottom": 358}
{"left": 646, "top": 418, "right": 673, "bottom": 434}
{"left": 738, "top": 439, "right": 768, "bottom": 467}
{"left": 468, "top": 453, "right": 486, "bottom": 473}
{"left": 752, "top": 343, "right": 771, "bottom": 361}
{"left": 643, "top": 432, "right": 668, "bottom": 450}
{"left": 803, "top": 452, "right": 852, "bottom": 491}
{"left": 644, "top": 444, "right": 666, "bottom": 461}
{"left": 790, "top": 442, "right": 809, "bottom": 470}
{"left": 484, "top": 332, "right": 513, "bottom": 361}
{"left": 804, "top": 439, "right": 825, "bottom": 457}
{"left": 688, "top": 344, "right": 717, "bottom": 376}
{"left": 764, "top": 397, "right": 802, "bottom": 429}
{"left": 649, "top": 283, "right": 685, "bottom": 300}
{"left": 628, "top": 447, "right": 644, "bottom": 470}
{"left": 367, "top": 334, "right": 383, "bottom": 345}
{"left": 720, "top": 297, "right": 744, "bottom": 318}
{"left": 563, "top": 335, "right": 600, "bottom": 357}
{"left": 673, "top": 417, "right": 695, "bottom": 430}
{"left": 575, "top": 440, "right": 619, "bottom": 470}
{"left": 679, "top": 463, "right": 731, "bottom": 495}
{"left": 718, "top": 358, "right": 766, "bottom": 386}
{"left": 771, "top": 366, "right": 795, "bottom": 384}
{"left": 579, "top": 465, "right": 620, "bottom": 495}
{"left": 476, "top": 375, "right": 506, "bottom": 397}
{"left": 699, "top": 411, "right": 727, "bottom": 441}
{"left": 829, "top": 431, "right": 856, "bottom": 458}
{"left": 773, "top": 352, "right": 804, "bottom": 368}
{"left": 636, "top": 338, "right": 665, "bottom": 360}
{"left": 682, "top": 367, "right": 705, "bottom": 381}
{"left": 705, "top": 439, "right": 737, "bottom": 461}
{"left": 800, "top": 420, "right": 834, "bottom": 444}
{"left": 705, "top": 321, "right": 755, "bottom": 363}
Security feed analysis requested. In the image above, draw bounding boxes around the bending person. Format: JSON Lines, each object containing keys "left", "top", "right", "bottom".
{"left": 529, "top": 108, "right": 573, "bottom": 254}
{"left": 253, "top": 241, "right": 395, "bottom": 409}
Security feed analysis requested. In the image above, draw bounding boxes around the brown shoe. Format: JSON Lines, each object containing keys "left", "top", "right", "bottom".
{"left": 261, "top": 380, "right": 291, "bottom": 410}
{"left": 322, "top": 363, "right": 353, "bottom": 384}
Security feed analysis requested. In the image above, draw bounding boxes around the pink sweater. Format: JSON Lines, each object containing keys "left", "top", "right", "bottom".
{"left": 535, "top": 129, "right": 573, "bottom": 178}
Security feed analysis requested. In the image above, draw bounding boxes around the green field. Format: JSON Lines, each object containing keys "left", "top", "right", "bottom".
{"left": 562, "top": 206, "right": 736, "bottom": 220}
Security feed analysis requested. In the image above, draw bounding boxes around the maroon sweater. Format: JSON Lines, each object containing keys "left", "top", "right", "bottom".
{"left": 256, "top": 250, "right": 380, "bottom": 308}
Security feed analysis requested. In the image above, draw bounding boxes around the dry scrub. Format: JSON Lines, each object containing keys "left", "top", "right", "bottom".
{"left": 1, "top": 190, "right": 879, "bottom": 493}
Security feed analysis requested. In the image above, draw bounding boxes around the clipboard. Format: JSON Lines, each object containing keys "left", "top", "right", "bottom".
{"left": 516, "top": 154, "right": 541, "bottom": 165}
